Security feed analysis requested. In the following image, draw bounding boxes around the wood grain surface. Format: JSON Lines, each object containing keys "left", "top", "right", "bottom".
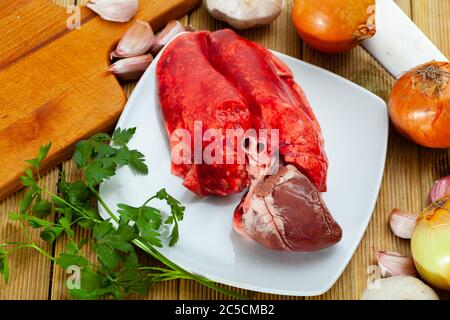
{"left": 0, "top": 0, "right": 449, "bottom": 300}
{"left": 0, "top": 0, "right": 201, "bottom": 200}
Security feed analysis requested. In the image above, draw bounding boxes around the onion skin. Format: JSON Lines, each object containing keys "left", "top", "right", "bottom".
{"left": 411, "top": 197, "right": 450, "bottom": 290}
{"left": 291, "top": 0, "right": 376, "bottom": 54}
{"left": 388, "top": 61, "right": 450, "bottom": 148}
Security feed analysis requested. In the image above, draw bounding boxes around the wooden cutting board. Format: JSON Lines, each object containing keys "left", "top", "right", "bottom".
{"left": 0, "top": 0, "right": 201, "bottom": 200}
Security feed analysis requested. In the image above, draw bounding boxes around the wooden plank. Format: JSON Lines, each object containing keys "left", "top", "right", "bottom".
{"left": 0, "top": 0, "right": 72, "bottom": 301}
{"left": 411, "top": 0, "right": 450, "bottom": 301}
{"left": 0, "top": 0, "right": 94, "bottom": 69}
{"left": 0, "top": 0, "right": 202, "bottom": 201}
{"left": 0, "top": 168, "right": 59, "bottom": 299}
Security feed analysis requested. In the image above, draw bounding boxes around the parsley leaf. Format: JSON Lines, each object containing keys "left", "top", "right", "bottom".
{"left": 25, "top": 143, "right": 51, "bottom": 172}
{"left": 93, "top": 220, "right": 137, "bottom": 270}
{"left": 112, "top": 127, "right": 136, "bottom": 147}
{"left": 156, "top": 189, "right": 185, "bottom": 246}
{"left": 156, "top": 189, "right": 185, "bottom": 222}
{"left": 117, "top": 204, "right": 163, "bottom": 248}
{"left": 83, "top": 160, "right": 117, "bottom": 187}
{"left": 56, "top": 253, "right": 89, "bottom": 269}
{"left": 116, "top": 188, "right": 186, "bottom": 248}
{"left": 19, "top": 168, "right": 37, "bottom": 190}
{"left": 72, "top": 128, "right": 148, "bottom": 186}
{"left": 8, "top": 212, "right": 53, "bottom": 229}
{"left": 115, "top": 252, "right": 151, "bottom": 296}
{"left": 72, "top": 134, "right": 111, "bottom": 169}
{"left": 40, "top": 226, "right": 64, "bottom": 244}
{"left": 119, "top": 149, "right": 148, "bottom": 175}
{"left": 31, "top": 199, "right": 52, "bottom": 217}
{"left": 67, "top": 268, "right": 110, "bottom": 300}
{"left": 18, "top": 189, "right": 34, "bottom": 213}
{"left": 58, "top": 174, "right": 93, "bottom": 207}
{"left": 0, "top": 249, "right": 9, "bottom": 284}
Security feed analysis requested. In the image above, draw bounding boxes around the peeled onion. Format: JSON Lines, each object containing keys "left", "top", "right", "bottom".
{"left": 389, "top": 61, "right": 450, "bottom": 148}
{"left": 291, "top": 0, "right": 376, "bottom": 53}
{"left": 411, "top": 196, "right": 450, "bottom": 290}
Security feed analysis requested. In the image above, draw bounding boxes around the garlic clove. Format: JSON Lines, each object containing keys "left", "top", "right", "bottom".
{"left": 150, "top": 20, "right": 189, "bottom": 56}
{"left": 87, "top": 0, "right": 138, "bottom": 23}
{"left": 204, "top": 0, "right": 283, "bottom": 30}
{"left": 376, "top": 251, "right": 417, "bottom": 277}
{"left": 429, "top": 175, "right": 450, "bottom": 204}
{"left": 389, "top": 209, "right": 417, "bottom": 239}
{"left": 107, "top": 54, "right": 152, "bottom": 80}
{"left": 111, "top": 20, "right": 155, "bottom": 59}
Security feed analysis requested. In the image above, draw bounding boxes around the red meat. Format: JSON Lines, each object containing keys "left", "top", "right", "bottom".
{"left": 157, "top": 30, "right": 328, "bottom": 193}
{"left": 207, "top": 29, "right": 328, "bottom": 192}
{"left": 233, "top": 165, "right": 342, "bottom": 252}
{"left": 157, "top": 30, "right": 341, "bottom": 252}
{"left": 157, "top": 31, "right": 252, "bottom": 196}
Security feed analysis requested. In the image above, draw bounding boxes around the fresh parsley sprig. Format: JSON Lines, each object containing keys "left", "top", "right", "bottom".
{"left": 0, "top": 128, "right": 245, "bottom": 300}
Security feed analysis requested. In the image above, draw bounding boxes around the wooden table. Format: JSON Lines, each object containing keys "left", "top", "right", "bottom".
{"left": 1, "top": 0, "right": 449, "bottom": 300}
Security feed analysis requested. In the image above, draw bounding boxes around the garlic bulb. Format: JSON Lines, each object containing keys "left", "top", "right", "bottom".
{"left": 87, "top": 0, "right": 138, "bottom": 23}
{"left": 204, "top": 0, "right": 283, "bottom": 30}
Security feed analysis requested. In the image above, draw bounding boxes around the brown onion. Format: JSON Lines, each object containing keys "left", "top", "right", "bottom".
{"left": 389, "top": 61, "right": 450, "bottom": 148}
{"left": 291, "top": 0, "right": 376, "bottom": 53}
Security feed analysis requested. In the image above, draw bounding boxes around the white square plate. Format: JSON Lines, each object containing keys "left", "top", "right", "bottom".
{"left": 100, "top": 48, "right": 388, "bottom": 296}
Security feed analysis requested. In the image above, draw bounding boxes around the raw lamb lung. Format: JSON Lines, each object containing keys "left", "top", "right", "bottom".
{"left": 157, "top": 29, "right": 342, "bottom": 251}
{"left": 157, "top": 31, "right": 252, "bottom": 196}
{"left": 157, "top": 29, "right": 328, "bottom": 195}
{"left": 207, "top": 29, "right": 328, "bottom": 192}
